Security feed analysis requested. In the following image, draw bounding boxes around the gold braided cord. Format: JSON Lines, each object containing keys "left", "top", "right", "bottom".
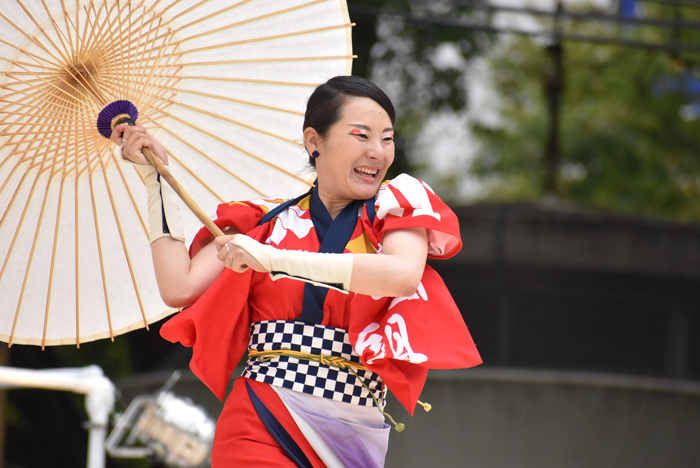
{"left": 248, "top": 347, "right": 416, "bottom": 433}
{"left": 248, "top": 349, "right": 369, "bottom": 372}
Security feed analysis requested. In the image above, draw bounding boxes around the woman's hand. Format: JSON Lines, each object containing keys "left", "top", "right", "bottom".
{"left": 215, "top": 235, "right": 268, "bottom": 273}
{"left": 110, "top": 122, "right": 168, "bottom": 166}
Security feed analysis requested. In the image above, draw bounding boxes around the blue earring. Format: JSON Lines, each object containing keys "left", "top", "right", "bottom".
{"left": 311, "top": 150, "right": 320, "bottom": 158}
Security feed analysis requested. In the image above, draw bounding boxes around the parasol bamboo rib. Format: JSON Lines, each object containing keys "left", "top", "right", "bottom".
{"left": 138, "top": 143, "right": 224, "bottom": 237}
{"left": 155, "top": 124, "right": 265, "bottom": 196}
{"left": 165, "top": 98, "right": 302, "bottom": 147}
{"left": 83, "top": 8, "right": 137, "bottom": 103}
{"left": 174, "top": 0, "right": 255, "bottom": 34}
{"left": 0, "top": 168, "right": 30, "bottom": 237}
{"left": 14, "top": 169, "right": 56, "bottom": 349}
{"left": 42, "top": 0, "right": 72, "bottom": 60}
{"left": 0, "top": 89, "right": 98, "bottom": 124}
{"left": 0, "top": 76, "right": 47, "bottom": 90}
{"left": 169, "top": 0, "right": 252, "bottom": 24}
{"left": 10, "top": 62, "right": 102, "bottom": 115}
{"left": 11, "top": 133, "right": 96, "bottom": 164}
{"left": 130, "top": 19, "right": 169, "bottom": 109}
{"left": 136, "top": 76, "right": 181, "bottom": 121}
{"left": 0, "top": 98, "right": 73, "bottom": 165}
{"left": 108, "top": 152, "right": 149, "bottom": 238}
{"left": 138, "top": 98, "right": 179, "bottom": 131}
{"left": 40, "top": 0, "right": 76, "bottom": 61}
{"left": 133, "top": 26, "right": 180, "bottom": 113}
{"left": 97, "top": 148, "right": 149, "bottom": 331}
{"left": 74, "top": 162, "right": 80, "bottom": 347}
{"left": 151, "top": 84, "right": 304, "bottom": 116}
{"left": 4, "top": 125, "right": 96, "bottom": 139}
{"left": 84, "top": 143, "right": 115, "bottom": 342}
{"left": 0, "top": 160, "right": 27, "bottom": 204}
{"left": 161, "top": 112, "right": 308, "bottom": 184}
{"left": 0, "top": 43, "right": 64, "bottom": 72}
{"left": 3, "top": 119, "right": 96, "bottom": 146}
{"left": 106, "top": 2, "right": 149, "bottom": 103}
{"left": 0, "top": 107, "right": 90, "bottom": 126}
{"left": 18, "top": 96, "right": 72, "bottom": 174}
{"left": 46, "top": 105, "right": 84, "bottom": 348}
{"left": 182, "top": 55, "right": 356, "bottom": 68}
{"left": 138, "top": 21, "right": 354, "bottom": 58}
{"left": 14, "top": 0, "right": 72, "bottom": 66}
{"left": 184, "top": 76, "right": 318, "bottom": 87}
{"left": 42, "top": 162, "right": 68, "bottom": 349}
{"left": 157, "top": 141, "right": 226, "bottom": 203}
{"left": 28, "top": 137, "right": 93, "bottom": 173}
{"left": 12, "top": 127, "right": 98, "bottom": 165}
{"left": 82, "top": 2, "right": 113, "bottom": 56}
{"left": 117, "top": 15, "right": 182, "bottom": 111}
{"left": 58, "top": 0, "right": 76, "bottom": 57}
{"left": 59, "top": 0, "right": 75, "bottom": 56}
{"left": 91, "top": 7, "right": 161, "bottom": 74}
{"left": 5, "top": 173, "right": 44, "bottom": 347}
{"left": 0, "top": 12, "right": 63, "bottom": 67}
{"left": 178, "top": 0, "right": 327, "bottom": 43}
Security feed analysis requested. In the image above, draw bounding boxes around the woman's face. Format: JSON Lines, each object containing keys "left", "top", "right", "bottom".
{"left": 310, "top": 96, "right": 395, "bottom": 206}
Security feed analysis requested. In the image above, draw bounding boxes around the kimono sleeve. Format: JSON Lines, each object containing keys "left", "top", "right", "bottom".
{"left": 189, "top": 200, "right": 268, "bottom": 257}
{"left": 375, "top": 174, "right": 461, "bottom": 259}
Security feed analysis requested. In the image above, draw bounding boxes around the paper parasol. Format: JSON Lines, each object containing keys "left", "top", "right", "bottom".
{"left": 0, "top": 0, "right": 353, "bottom": 347}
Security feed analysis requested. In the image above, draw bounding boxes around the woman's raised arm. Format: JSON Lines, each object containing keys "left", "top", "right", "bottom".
{"left": 111, "top": 122, "right": 230, "bottom": 308}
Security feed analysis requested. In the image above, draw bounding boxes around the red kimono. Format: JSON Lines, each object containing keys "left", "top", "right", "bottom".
{"left": 161, "top": 174, "right": 481, "bottom": 466}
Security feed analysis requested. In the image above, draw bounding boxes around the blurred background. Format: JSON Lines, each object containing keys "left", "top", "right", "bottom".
{"left": 3, "top": 0, "right": 700, "bottom": 466}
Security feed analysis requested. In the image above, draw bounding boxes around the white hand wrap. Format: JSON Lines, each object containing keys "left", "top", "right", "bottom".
{"left": 135, "top": 164, "right": 185, "bottom": 244}
{"left": 230, "top": 234, "right": 353, "bottom": 293}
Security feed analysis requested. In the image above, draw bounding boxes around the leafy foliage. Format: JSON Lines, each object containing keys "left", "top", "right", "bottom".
{"left": 350, "top": 0, "right": 493, "bottom": 179}
{"left": 472, "top": 8, "right": 700, "bottom": 221}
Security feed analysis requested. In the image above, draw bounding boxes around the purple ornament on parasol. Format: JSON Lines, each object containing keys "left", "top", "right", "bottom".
{"left": 96, "top": 100, "right": 139, "bottom": 139}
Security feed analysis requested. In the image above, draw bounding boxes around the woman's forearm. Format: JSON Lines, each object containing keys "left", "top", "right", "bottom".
{"left": 219, "top": 227, "right": 429, "bottom": 298}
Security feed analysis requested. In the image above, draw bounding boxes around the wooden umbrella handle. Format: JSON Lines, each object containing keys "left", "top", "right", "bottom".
{"left": 141, "top": 146, "right": 225, "bottom": 238}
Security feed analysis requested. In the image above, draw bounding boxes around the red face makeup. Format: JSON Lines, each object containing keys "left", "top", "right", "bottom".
{"left": 350, "top": 129, "right": 364, "bottom": 136}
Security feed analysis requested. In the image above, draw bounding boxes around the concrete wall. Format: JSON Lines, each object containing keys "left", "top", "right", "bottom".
{"left": 385, "top": 368, "right": 700, "bottom": 468}
{"left": 118, "top": 367, "right": 700, "bottom": 468}
{"left": 452, "top": 202, "right": 700, "bottom": 279}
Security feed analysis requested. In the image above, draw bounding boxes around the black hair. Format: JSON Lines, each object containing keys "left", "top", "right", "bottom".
{"left": 303, "top": 76, "right": 396, "bottom": 167}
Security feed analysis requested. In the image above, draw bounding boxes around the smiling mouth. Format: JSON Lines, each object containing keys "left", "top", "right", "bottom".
{"left": 355, "top": 167, "right": 378, "bottom": 178}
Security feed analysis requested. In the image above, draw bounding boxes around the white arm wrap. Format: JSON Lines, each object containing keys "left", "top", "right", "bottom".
{"left": 230, "top": 234, "right": 353, "bottom": 293}
{"left": 135, "top": 164, "right": 185, "bottom": 244}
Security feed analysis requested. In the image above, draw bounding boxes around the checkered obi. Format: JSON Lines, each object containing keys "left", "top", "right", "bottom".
{"left": 242, "top": 320, "right": 385, "bottom": 407}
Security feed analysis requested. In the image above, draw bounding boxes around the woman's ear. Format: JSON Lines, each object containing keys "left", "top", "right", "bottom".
{"left": 304, "top": 127, "right": 321, "bottom": 154}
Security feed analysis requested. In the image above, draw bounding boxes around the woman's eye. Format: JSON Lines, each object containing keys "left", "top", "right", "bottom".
{"left": 383, "top": 136, "right": 394, "bottom": 142}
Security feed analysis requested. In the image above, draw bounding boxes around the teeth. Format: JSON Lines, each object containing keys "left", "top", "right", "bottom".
{"left": 356, "top": 167, "right": 378, "bottom": 175}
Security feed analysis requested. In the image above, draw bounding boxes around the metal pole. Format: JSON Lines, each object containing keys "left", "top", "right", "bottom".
{"left": 0, "top": 366, "right": 115, "bottom": 468}
{"left": 544, "top": 41, "right": 564, "bottom": 195}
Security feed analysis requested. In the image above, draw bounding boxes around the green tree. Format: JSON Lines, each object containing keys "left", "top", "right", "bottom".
{"left": 471, "top": 5, "right": 700, "bottom": 221}
{"left": 350, "top": 0, "right": 493, "bottom": 179}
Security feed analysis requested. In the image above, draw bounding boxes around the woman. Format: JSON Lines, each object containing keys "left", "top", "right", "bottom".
{"left": 113, "top": 76, "right": 481, "bottom": 468}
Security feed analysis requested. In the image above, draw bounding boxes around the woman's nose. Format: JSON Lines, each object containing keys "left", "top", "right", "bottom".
{"left": 366, "top": 138, "right": 385, "bottom": 160}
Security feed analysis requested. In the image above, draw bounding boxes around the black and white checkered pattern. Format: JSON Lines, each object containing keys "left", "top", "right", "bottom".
{"left": 242, "top": 321, "right": 385, "bottom": 407}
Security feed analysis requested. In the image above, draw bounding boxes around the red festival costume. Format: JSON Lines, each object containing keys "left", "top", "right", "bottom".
{"left": 161, "top": 174, "right": 482, "bottom": 466}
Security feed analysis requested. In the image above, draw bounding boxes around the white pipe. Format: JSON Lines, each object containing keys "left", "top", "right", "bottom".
{"left": 0, "top": 365, "right": 115, "bottom": 468}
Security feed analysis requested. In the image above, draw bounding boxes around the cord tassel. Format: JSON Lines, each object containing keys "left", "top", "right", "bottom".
{"left": 417, "top": 400, "right": 432, "bottom": 412}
